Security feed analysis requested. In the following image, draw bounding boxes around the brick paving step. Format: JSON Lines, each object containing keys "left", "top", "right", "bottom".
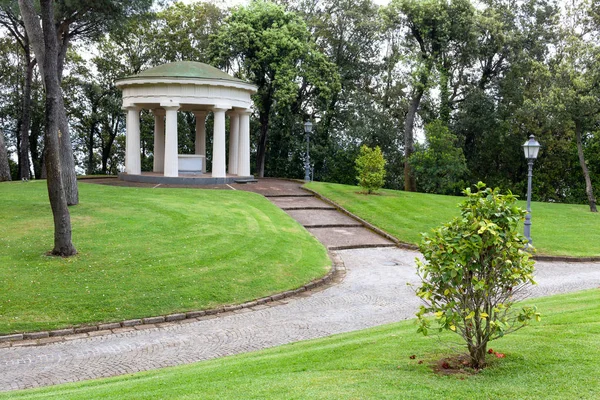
{"left": 303, "top": 224, "right": 364, "bottom": 228}
{"left": 236, "top": 179, "right": 309, "bottom": 197}
{"left": 233, "top": 178, "right": 258, "bottom": 184}
{"left": 307, "top": 226, "right": 396, "bottom": 250}
{"left": 269, "top": 196, "right": 333, "bottom": 209}
{"left": 263, "top": 194, "right": 314, "bottom": 198}
{"left": 286, "top": 209, "right": 362, "bottom": 227}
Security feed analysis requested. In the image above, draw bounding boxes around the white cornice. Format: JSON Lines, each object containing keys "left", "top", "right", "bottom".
{"left": 116, "top": 77, "right": 257, "bottom": 94}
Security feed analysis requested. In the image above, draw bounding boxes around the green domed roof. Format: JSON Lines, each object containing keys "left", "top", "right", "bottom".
{"left": 126, "top": 61, "right": 245, "bottom": 83}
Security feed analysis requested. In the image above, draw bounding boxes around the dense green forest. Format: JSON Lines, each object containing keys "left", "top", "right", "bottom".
{"left": 1, "top": 0, "right": 599, "bottom": 209}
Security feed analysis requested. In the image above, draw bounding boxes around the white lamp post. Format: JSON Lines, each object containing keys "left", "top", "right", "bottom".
{"left": 303, "top": 120, "right": 313, "bottom": 181}
{"left": 522, "top": 135, "right": 541, "bottom": 245}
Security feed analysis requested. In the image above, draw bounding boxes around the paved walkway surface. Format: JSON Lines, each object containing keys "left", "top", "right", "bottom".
{"left": 1, "top": 179, "right": 599, "bottom": 392}
{"left": 1, "top": 248, "right": 599, "bottom": 392}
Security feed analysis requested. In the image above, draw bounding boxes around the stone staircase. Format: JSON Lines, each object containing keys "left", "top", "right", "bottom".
{"left": 240, "top": 179, "right": 397, "bottom": 251}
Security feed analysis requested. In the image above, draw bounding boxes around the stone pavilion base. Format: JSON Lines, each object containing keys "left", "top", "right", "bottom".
{"left": 119, "top": 172, "right": 254, "bottom": 186}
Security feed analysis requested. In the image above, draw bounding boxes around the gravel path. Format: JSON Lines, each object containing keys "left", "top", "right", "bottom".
{"left": 1, "top": 247, "right": 599, "bottom": 392}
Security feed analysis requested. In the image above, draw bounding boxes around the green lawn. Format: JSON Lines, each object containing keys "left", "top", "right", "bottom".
{"left": 306, "top": 181, "right": 600, "bottom": 257}
{"left": 7, "top": 289, "right": 599, "bottom": 399}
{"left": 0, "top": 181, "right": 329, "bottom": 334}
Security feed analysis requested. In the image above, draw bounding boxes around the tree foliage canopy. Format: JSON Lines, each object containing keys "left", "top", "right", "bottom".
{"left": 409, "top": 120, "right": 467, "bottom": 195}
{"left": 210, "top": 0, "right": 340, "bottom": 177}
{"left": 0, "top": 0, "right": 598, "bottom": 208}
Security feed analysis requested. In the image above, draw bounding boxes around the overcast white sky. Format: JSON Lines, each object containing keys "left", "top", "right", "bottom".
{"left": 182, "top": 0, "right": 391, "bottom": 6}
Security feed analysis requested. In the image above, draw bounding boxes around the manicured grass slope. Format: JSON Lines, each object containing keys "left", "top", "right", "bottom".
{"left": 7, "top": 290, "right": 600, "bottom": 399}
{"left": 306, "top": 182, "right": 600, "bottom": 257}
{"left": 0, "top": 181, "right": 329, "bottom": 334}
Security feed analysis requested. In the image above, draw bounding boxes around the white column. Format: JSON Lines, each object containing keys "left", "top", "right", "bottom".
{"left": 238, "top": 109, "right": 251, "bottom": 177}
{"left": 228, "top": 111, "right": 240, "bottom": 175}
{"left": 163, "top": 105, "right": 180, "bottom": 177}
{"left": 193, "top": 111, "right": 208, "bottom": 173}
{"left": 152, "top": 109, "right": 165, "bottom": 173}
{"left": 125, "top": 106, "right": 141, "bottom": 175}
{"left": 212, "top": 105, "right": 230, "bottom": 178}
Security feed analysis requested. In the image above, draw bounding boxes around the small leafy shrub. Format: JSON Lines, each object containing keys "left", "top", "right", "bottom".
{"left": 355, "top": 145, "right": 386, "bottom": 194}
{"left": 415, "top": 182, "right": 540, "bottom": 369}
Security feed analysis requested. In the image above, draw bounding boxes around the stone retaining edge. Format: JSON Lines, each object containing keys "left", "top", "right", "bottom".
{"left": 302, "top": 186, "right": 600, "bottom": 262}
{"left": 0, "top": 253, "right": 344, "bottom": 347}
{"left": 77, "top": 175, "right": 118, "bottom": 180}
{"left": 532, "top": 255, "right": 600, "bottom": 262}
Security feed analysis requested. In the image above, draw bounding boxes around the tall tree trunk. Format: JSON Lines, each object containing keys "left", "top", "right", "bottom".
{"left": 575, "top": 121, "right": 598, "bottom": 212}
{"left": 87, "top": 125, "right": 94, "bottom": 175}
{"left": 256, "top": 110, "right": 269, "bottom": 178}
{"left": 57, "top": 71, "right": 78, "bottom": 204}
{"left": 17, "top": 0, "right": 45, "bottom": 82}
{"left": 87, "top": 114, "right": 97, "bottom": 175}
{"left": 320, "top": 91, "right": 338, "bottom": 146}
{"left": 101, "top": 151, "right": 109, "bottom": 174}
{"left": 56, "top": 30, "right": 78, "bottom": 204}
{"left": 439, "top": 63, "right": 451, "bottom": 125}
{"left": 18, "top": 0, "right": 78, "bottom": 205}
{"left": 0, "top": 129, "right": 12, "bottom": 182}
{"left": 15, "top": 118, "right": 22, "bottom": 171}
{"left": 40, "top": 148, "right": 47, "bottom": 179}
{"left": 403, "top": 87, "right": 423, "bottom": 192}
{"left": 38, "top": 0, "right": 76, "bottom": 256}
{"left": 19, "top": 55, "right": 35, "bottom": 180}
{"left": 30, "top": 101, "right": 43, "bottom": 179}
{"left": 101, "top": 120, "right": 119, "bottom": 175}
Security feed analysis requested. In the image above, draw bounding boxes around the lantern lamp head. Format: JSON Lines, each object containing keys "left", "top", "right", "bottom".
{"left": 523, "top": 135, "right": 541, "bottom": 160}
{"left": 304, "top": 120, "right": 313, "bottom": 134}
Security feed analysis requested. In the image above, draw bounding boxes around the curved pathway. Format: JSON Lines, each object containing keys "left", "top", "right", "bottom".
{"left": 1, "top": 247, "right": 599, "bottom": 392}
{"left": 1, "top": 179, "right": 600, "bottom": 392}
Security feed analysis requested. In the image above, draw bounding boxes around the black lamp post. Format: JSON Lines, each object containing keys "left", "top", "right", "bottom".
{"left": 522, "top": 135, "right": 541, "bottom": 245}
{"left": 303, "top": 120, "right": 313, "bottom": 181}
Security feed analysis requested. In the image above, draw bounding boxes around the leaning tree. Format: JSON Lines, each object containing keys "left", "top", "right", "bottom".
{"left": 17, "top": 0, "right": 153, "bottom": 205}
{"left": 16, "top": 0, "right": 151, "bottom": 255}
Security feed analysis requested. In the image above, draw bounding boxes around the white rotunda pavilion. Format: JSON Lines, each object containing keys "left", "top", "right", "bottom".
{"left": 116, "top": 61, "right": 257, "bottom": 184}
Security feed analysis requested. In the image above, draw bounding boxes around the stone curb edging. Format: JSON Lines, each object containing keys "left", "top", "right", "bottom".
{"left": 328, "top": 243, "right": 397, "bottom": 251}
{"left": 280, "top": 206, "right": 337, "bottom": 211}
{"left": 302, "top": 186, "right": 600, "bottom": 263}
{"left": 304, "top": 224, "right": 363, "bottom": 229}
{"left": 532, "top": 255, "right": 600, "bottom": 262}
{"left": 265, "top": 194, "right": 314, "bottom": 198}
{"left": 77, "top": 176, "right": 118, "bottom": 180}
{"left": 0, "top": 252, "right": 344, "bottom": 347}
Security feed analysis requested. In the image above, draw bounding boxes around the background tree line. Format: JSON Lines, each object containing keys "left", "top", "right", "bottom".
{"left": 1, "top": 0, "right": 599, "bottom": 210}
